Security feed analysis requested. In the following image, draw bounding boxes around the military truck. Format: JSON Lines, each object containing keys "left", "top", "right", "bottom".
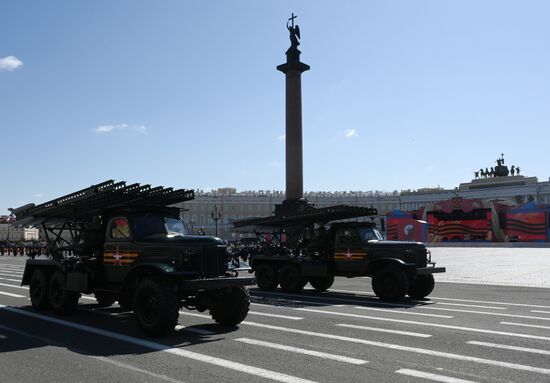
{"left": 10, "top": 180, "right": 255, "bottom": 337}
{"left": 234, "top": 202, "right": 445, "bottom": 301}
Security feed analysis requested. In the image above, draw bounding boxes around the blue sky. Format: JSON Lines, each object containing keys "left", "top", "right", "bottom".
{"left": 1, "top": 1, "right": 549, "bottom": 214}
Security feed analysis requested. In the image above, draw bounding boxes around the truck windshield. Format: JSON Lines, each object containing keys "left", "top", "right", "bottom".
{"left": 130, "top": 213, "right": 188, "bottom": 240}
{"left": 357, "top": 227, "right": 383, "bottom": 242}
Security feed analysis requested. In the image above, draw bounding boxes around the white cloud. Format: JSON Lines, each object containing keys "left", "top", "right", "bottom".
{"left": 33, "top": 193, "right": 43, "bottom": 198}
{"left": 0, "top": 56, "right": 23, "bottom": 71}
{"left": 427, "top": 166, "right": 434, "bottom": 172}
{"left": 345, "top": 129, "right": 358, "bottom": 138}
{"left": 94, "top": 123, "right": 147, "bottom": 135}
{"left": 277, "top": 134, "right": 285, "bottom": 140}
{"left": 269, "top": 161, "right": 281, "bottom": 168}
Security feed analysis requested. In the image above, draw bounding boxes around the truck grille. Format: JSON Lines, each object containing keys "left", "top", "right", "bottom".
{"left": 416, "top": 247, "right": 428, "bottom": 268}
{"left": 197, "top": 246, "right": 227, "bottom": 278}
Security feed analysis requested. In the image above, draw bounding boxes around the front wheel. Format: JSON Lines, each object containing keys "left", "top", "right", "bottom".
{"left": 372, "top": 267, "right": 409, "bottom": 302}
{"left": 209, "top": 286, "right": 250, "bottom": 326}
{"left": 255, "top": 263, "right": 279, "bottom": 291}
{"left": 133, "top": 277, "right": 179, "bottom": 337}
{"left": 408, "top": 275, "right": 435, "bottom": 299}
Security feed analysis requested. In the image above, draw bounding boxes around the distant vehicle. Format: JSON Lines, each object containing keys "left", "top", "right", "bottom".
{"left": 11, "top": 180, "right": 255, "bottom": 337}
{"left": 235, "top": 204, "right": 445, "bottom": 301}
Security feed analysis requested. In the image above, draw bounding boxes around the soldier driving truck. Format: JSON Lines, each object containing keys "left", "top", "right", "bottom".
{"left": 234, "top": 203, "right": 445, "bottom": 301}
{"left": 10, "top": 180, "right": 255, "bottom": 337}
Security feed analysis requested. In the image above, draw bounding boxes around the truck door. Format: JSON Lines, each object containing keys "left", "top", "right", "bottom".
{"left": 333, "top": 228, "right": 368, "bottom": 275}
{"left": 103, "top": 217, "right": 140, "bottom": 283}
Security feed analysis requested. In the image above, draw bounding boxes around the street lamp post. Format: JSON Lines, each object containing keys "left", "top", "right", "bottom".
{"left": 211, "top": 205, "right": 222, "bottom": 237}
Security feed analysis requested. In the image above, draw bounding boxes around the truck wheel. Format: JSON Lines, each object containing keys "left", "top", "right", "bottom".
{"left": 279, "top": 264, "right": 307, "bottom": 293}
{"left": 255, "top": 263, "right": 279, "bottom": 291}
{"left": 210, "top": 286, "right": 250, "bottom": 326}
{"left": 372, "top": 267, "right": 409, "bottom": 302}
{"left": 95, "top": 292, "right": 117, "bottom": 307}
{"left": 49, "top": 270, "right": 80, "bottom": 315}
{"left": 133, "top": 277, "right": 179, "bottom": 337}
{"left": 408, "top": 275, "right": 435, "bottom": 299}
{"left": 29, "top": 268, "right": 51, "bottom": 310}
{"left": 309, "top": 275, "right": 334, "bottom": 292}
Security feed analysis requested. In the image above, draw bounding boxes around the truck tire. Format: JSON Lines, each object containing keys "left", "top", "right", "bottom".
{"left": 372, "top": 267, "right": 409, "bottom": 302}
{"left": 95, "top": 292, "right": 117, "bottom": 307}
{"left": 133, "top": 277, "right": 179, "bottom": 337}
{"left": 49, "top": 270, "right": 80, "bottom": 315}
{"left": 29, "top": 268, "right": 51, "bottom": 310}
{"left": 279, "top": 264, "right": 307, "bottom": 293}
{"left": 255, "top": 263, "right": 279, "bottom": 291}
{"left": 408, "top": 275, "right": 435, "bottom": 299}
{"left": 210, "top": 286, "right": 250, "bottom": 326}
{"left": 309, "top": 275, "right": 334, "bottom": 292}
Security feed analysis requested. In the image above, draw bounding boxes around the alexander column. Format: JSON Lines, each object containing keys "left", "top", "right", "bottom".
{"left": 277, "top": 13, "right": 310, "bottom": 202}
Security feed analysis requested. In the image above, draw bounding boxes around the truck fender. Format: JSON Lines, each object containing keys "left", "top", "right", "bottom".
{"left": 122, "top": 263, "right": 177, "bottom": 290}
{"left": 365, "top": 258, "right": 410, "bottom": 277}
{"left": 21, "top": 260, "right": 65, "bottom": 286}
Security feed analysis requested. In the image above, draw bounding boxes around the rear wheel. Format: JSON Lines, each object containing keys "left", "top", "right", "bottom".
{"left": 279, "top": 264, "right": 307, "bottom": 293}
{"left": 210, "top": 287, "right": 250, "bottom": 325}
{"left": 372, "top": 267, "right": 409, "bottom": 302}
{"left": 49, "top": 270, "right": 80, "bottom": 315}
{"left": 29, "top": 268, "right": 50, "bottom": 310}
{"left": 133, "top": 277, "right": 179, "bottom": 337}
{"left": 255, "top": 263, "right": 279, "bottom": 291}
{"left": 309, "top": 275, "right": 335, "bottom": 292}
{"left": 408, "top": 275, "right": 435, "bottom": 299}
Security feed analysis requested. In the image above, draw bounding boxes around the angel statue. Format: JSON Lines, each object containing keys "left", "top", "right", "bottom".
{"left": 287, "top": 13, "right": 300, "bottom": 49}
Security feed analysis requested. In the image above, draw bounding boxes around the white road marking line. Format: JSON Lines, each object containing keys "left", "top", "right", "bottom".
{"left": 248, "top": 311, "right": 304, "bottom": 320}
{"left": 467, "top": 341, "right": 550, "bottom": 356}
{"left": 418, "top": 306, "right": 550, "bottom": 321}
{"left": 0, "top": 305, "right": 318, "bottom": 383}
{"left": 396, "top": 368, "right": 478, "bottom": 383}
{"left": 0, "top": 277, "right": 22, "bottom": 283}
{"left": 353, "top": 306, "right": 453, "bottom": 319}
{"left": 0, "top": 272, "right": 23, "bottom": 278}
{"left": 0, "top": 291, "right": 25, "bottom": 298}
{"left": 0, "top": 282, "right": 26, "bottom": 290}
{"left": 435, "top": 302, "right": 507, "bottom": 310}
{"left": 294, "top": 308, "right": 550, "bottom": 341}
{"left": 336, "top": 324, "right": 431, "bottom": 338}
{"left": 500, "top": 321, "right": 550, "bottom": 330}
{"left": 425, "top": 296, "right": 550, "bottom": 310}
{"left": 329, "top": 288, "right": 550, "bottom": 309}
{"left": 0, "top": 324, "right": 187, "bottom": 383}
{"left": 240, "top": 319, "right": 550, "bottom": 375}
{"left": 178, "top": 310, "right": 550, "bottom": 375}
{"left": 235, "top": 338, "right": 368, "bottom": 365}
{"left": 531, "top": 310, "right": 550, "bottom": 314}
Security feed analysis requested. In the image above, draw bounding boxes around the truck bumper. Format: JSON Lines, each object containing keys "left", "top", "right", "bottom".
{"left": 180, "top": 277, "right": 256, "bottom": 292}
{"left": 417, "top": 266, "right": 446, "bottom": 275}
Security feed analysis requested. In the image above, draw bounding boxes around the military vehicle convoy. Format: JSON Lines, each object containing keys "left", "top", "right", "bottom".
{"left": 234, "top": 201, "right": 445, "bottom": 301}
{"left": 10, "top": 180, "right": 254, "bottom": 337}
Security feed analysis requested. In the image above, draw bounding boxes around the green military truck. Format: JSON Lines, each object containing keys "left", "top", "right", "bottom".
{"left": 235, "top": 203, "right": 445, "bottom": 301}
{"left": 11, "top": 180, "right": 254, "bottom": 336}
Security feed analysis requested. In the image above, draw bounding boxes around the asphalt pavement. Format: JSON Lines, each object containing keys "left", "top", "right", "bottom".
{"left": 1, "top": 253, "right": 550, "bottom": 383}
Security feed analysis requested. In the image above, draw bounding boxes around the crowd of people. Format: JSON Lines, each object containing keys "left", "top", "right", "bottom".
{"left": 0, "top": 241, "right": 47, "bottom": 256}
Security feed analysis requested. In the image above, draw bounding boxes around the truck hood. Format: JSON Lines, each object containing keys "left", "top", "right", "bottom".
{"left": 138, "top": 235, "right": 225, "bottom": 247}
